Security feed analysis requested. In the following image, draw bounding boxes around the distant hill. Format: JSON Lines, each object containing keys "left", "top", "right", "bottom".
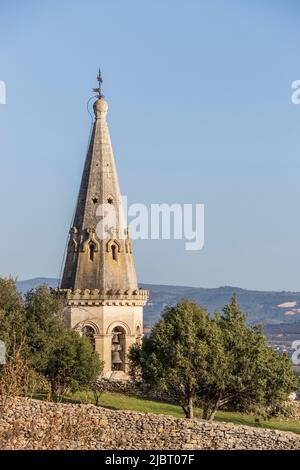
{"left": 17, "top": 278, "right": 59, "bottom": 294}
{"left": 16, "top": 277, "right": 300, "bottom": 328}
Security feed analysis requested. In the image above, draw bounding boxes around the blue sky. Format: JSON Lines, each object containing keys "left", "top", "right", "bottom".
{"left": 1, "top": 0, "right": 300, "bottom": 290}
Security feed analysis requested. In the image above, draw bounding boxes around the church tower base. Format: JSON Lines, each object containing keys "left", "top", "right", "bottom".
{"left": 61, "top": 289, "right": 147, "bottom": 378}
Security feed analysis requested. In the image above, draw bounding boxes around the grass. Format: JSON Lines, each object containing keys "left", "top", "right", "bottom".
{"left": 63, "top": 390, "right": 300, "bottom": 436}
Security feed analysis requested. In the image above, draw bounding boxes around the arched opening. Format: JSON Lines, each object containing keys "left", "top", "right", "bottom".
{"left": 89, "top": 243, "right": 96, "bottom": 261}
{"left": 136, "top": 325, "right": 142, "bottom": 345}
{"left": 69, "top": 239, "right": 77, "bottom": 253}
{"left": 82, "top": 325, "right": 96, "bottom": 351}
{"left": 111, "top": 326, "right": 126, "bottom": 371}
{"left": 111, "top": 244, "right": 118, "bottom": 261}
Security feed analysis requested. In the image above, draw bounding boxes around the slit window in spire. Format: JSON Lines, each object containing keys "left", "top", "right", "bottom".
{"left": 89, "top": 243, "right": 96, "bottom": 261}
{"left": 111, "top": 244, "right": 118, "bottom": 261}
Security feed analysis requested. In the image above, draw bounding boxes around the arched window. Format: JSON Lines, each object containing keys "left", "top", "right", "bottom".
{"left": 111, "top": 326, "right": 126, "bottom": 371}
{"left": 136, "top": 325, "right": 142, "bottom": 345}
{"left": 111, "top": 244, "right": 118, "bottom": 261}
{"left": 82, "top": 325, "right": 96, "bottom": 351}
{"left": 89, "top": 243, "right": 95, "bottom": 261}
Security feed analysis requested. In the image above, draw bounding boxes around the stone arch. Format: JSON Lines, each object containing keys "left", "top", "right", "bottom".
{"left": 106, "top": 321, "right": 131, "bottom": 335}
{"left": 74, "top": 320, "right": 100, "bottom": 336}
{"left": 88, "top": 241, "right": 97, "bottom": 261}
{"left": 68, "top": 238, "right": 78, "bottom": 253}
{"left": 68, "top": 227, "right": 78, "bottom": 253}
{"left": 81, "top": 227, "right": 100, "bottom": 253}
{"left": 106, "top": 239, "right": 122, "bottom": 253}
{"left": 135, "top": 323, "right": 142, "bottom": 345}
{"left": 82, "top": 324, "right": 96, "bottom": 350}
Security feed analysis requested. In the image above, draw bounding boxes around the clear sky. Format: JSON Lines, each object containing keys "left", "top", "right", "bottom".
{"left": 1, "top": 0, "right": 300, "bottom": 291}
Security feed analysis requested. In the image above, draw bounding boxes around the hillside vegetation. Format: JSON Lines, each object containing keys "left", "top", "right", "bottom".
{"left": 16, "top": 277, "right": 300, "bottom": 326}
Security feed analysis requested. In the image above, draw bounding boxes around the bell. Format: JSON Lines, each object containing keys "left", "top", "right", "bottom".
{"left": 112, "top": 333, "right": 120, "bottom": 343}
{"left": 112, "top": 351, "right": 122, "bottom": 364}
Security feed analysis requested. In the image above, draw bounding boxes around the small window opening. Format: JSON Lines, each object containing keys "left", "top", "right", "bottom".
{"left": 83, "top": 325, "right": 96, "bottom": 351}
{"left": 92, "top": 197, "right": 98, "bottom": 204}
{"left": 107, "top": 197, "right": 113, "bottom": 204}
{"left": 111, "top": 244, "right": 118, "bottom": 261}
{"left": 89, "top": 243, "right": 95, "bottom": 261}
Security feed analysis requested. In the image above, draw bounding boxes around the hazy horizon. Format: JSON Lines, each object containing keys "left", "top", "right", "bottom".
{"left": 14, "top": 275, "right": 300, "bottom": 294}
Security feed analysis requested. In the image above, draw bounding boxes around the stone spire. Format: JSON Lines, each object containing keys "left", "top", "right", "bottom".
{"left": 61, "top": 74, "right": 138, "bottom": 292}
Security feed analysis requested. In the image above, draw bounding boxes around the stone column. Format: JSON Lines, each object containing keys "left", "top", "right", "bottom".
{"left": 95, "top": 334, "right": 112, "bottom": 375}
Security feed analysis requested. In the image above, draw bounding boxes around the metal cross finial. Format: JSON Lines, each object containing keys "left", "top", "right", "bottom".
{"left": 92, "top": 68, "right": 103, "bottom": 98}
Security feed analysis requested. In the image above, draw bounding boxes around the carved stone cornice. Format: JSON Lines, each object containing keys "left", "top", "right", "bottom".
{"left": 57, "top": 288, "right": 149, "bottom": 307}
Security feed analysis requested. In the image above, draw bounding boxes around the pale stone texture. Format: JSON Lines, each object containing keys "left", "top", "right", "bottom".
{"left": 59, "top": 94, "right": 148, "bottom": 377}
{"left": 61, "top": 96, "right": 139, "bottom": 291}
{"left": 0, "top": 397, "right": 299, "bottom": 450}
{"left": 64, "top": 304, "right": 143, "bottom": 374}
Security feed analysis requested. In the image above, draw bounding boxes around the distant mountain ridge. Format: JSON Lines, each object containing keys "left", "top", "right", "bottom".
{"left": 16, "top": 277, "right": 300, "bottom": 328}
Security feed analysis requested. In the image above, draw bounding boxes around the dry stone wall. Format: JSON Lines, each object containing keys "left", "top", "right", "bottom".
{"left": 0, "top": 397, "right": 299, "bottom": 450}
{"left": 96, "top": 378, "right": 168, "bottom": 400}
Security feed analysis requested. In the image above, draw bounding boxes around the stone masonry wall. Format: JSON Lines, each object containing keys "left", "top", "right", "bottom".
{"left": 96, "top": 378, "right": 169, "bottom": 400}
{"left": 0, "top": 397, "right": 299, "bottom": 450}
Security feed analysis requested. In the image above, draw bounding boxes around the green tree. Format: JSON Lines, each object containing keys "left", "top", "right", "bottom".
{"left": 196, "top": 295, "right": 298, "bottom": 420}
{"left": 130, "top": 295, "right": 297, "bottom": 421}
{"left": 261, "top": 347, "right": 298, "bottom": 417}
{"left": 129, "top": 299, "right": 210, "bottom": 419}
{"left": 23, "top": 285, "right": 65, "bottom": 371}
{"left": 0, "top": 281, "right": 103, "bottom": 399}
{"left": 0, "top": 278, "right": 25, "bottom": 354}
{"left": 23, "top": 286, "right": 102, "bottom": 398}
{"left": 45, "top": 328, "right": 102, "bottom": 398}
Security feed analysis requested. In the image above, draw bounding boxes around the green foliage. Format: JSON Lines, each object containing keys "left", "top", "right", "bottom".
{"left": 0, "top": 277, "right": 25, "bottom": 354}
{"left": 0, "top": 279, "right": 103, "bottom": 397}
{"left": 128, "top": 343, "right": 143, "bottom": 383}
{"left": 129, "top": 299, "right": 210, "bottom": 418}
{"left": 261, "top": 349, "right": 298, "bottom": 417}
{"left": 23, "top": 286, "right": 66, "bottom": 371}
{"left": 45, "top": 328, "right": 102, "bottom": 397}
{"left": 130, "top": 295, "right": 298, "bottom": 421}
{"left": 199, "top": 295, "right": 298, "bottom": 419}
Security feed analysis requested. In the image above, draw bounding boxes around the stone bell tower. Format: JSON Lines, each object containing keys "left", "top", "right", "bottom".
{"left": 60, "top": 71, "right": 148, "bottom": 379}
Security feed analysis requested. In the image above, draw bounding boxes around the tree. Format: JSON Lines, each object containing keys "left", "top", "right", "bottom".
{"left": 130, "top": 295, "right": 298, "bottom": 421}
{"left": 196, "top": 295, "right": 298, "bottom": 420}
{"left": 0, "top": 336, "right": 40, "bottom": 413}
{"left": 129, "top": 299, "right": 210, "bottom": 419}
{"left": 0, "top": 280, "right": 103, "bottom": 400}
{"left": 23, "top": 285, "right": 66, "bottom": 372}
{"left": 0, "top": 277, "right": 25, "bottom": 355}
{"left": 23, "top": 286, "right": 102, "bottom": 398}
{"left": 45, "top": 328, "right": 102, "bottom": 398}
{"left": 261, "top": 347, "right": 298, "bottom": 417}
{"left": 128, "top": 343, "right": 143, "bottom": 383}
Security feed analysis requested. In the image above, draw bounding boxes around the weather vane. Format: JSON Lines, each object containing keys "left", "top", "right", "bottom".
{"left": 92, "top": 68, "right": 103, "bottom": 98}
